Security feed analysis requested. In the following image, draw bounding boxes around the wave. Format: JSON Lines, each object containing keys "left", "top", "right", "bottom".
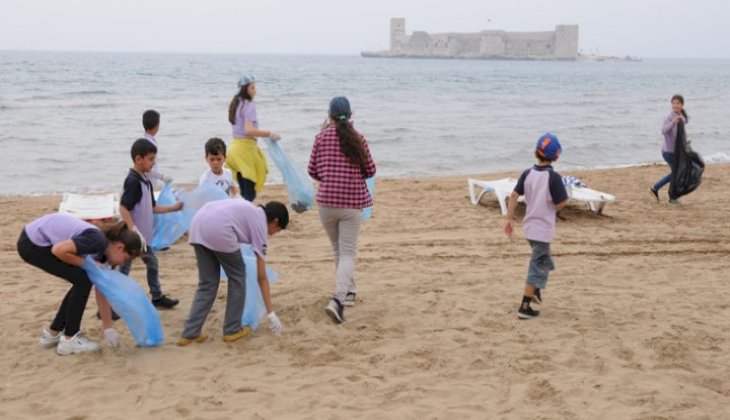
{"left": 703, "top": 152, "right": 730, "bottom": 163}
{"left": 68, "top": 90, "right": 114, "bottom": 96}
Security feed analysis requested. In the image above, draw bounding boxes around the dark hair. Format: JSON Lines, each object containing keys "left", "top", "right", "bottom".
{"left": 333, "top": 120, "right": 369, "bottom": 173}
{"left": 261, "top": 201, "right": 289, "bottom": 229}
{"left": 100, "top": 221, "right": 143, "bottom": 258}
{"left": 131, "top": 138, "right": 157, "bottom": 161}
{"left": 205, "top": 137, "right": 227, "bottom": 156}
{"left": 671, "top": 94, "right": 689, "bottom": 122}
{"left": 228, "top": 86, "right": 253, "bottom": 125}
{"left": 142, "top": 109, "right": 160, "bottom": 131}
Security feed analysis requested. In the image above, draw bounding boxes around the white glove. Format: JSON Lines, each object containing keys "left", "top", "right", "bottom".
{"left": 131, "top": 226, "right": 147, "bottom": 253}
{"left": 266, "top": 311, "right": 282, "bottom": 336}
{"left": 269, "top": 132, "right": 281, "bottom": 141}
{"left": 104, "top": 328, "right": 121, "bottom": 348}
{"left": 163, "top": 176, "right": 174, "bottom": 184}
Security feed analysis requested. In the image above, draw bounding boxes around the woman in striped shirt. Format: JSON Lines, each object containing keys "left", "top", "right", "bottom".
{"left": 308, "top": 96, "right": 376, "bottom": 324}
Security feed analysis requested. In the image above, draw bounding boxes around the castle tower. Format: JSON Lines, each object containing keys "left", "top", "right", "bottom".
{"left": 390, "top": 18, "right": 406, "bottom": 51}
{"left": 553, "top": 25, "right": 579, "bottom": 59}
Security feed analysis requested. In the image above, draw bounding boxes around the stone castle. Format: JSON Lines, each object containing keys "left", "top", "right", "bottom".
{"left": 362, "top": 18, "right": 579, "bottom": 60}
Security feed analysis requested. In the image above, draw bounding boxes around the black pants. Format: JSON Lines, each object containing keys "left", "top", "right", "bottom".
{"left": 17, "top": 230, "right": 92, "bottom": 336}
{"left": 237, "top": 173, "right": 257, "bottom": 202}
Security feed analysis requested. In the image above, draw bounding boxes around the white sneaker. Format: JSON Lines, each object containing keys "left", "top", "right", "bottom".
{"left": 344, "top": 292, "right": 356, "bottom": 307}
{"left": 38, "top": 329, "right": 61, "bottom": 349}
{"left": 56, "top": 332, "right": 100, "bottom": 356}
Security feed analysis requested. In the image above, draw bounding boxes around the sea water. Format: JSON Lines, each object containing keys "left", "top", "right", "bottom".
{"left": 1, "top": 50, "right": 728, "bottom": 195}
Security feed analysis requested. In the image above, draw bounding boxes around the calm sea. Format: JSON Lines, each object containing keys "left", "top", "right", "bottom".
{"left": 0, "top": 51, "right": 728, "bottom": 195}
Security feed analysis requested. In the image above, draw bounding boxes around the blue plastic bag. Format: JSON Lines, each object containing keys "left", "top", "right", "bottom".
{"left": 81, "top": 257, "right": 164, "bottom": 347}
{"left": 264, "top": 138, "right": 315, "bottom": 213}
{"left": 180, "top": 183, "right": 230, "bottom": 230}
{"left": 151, "top": 183, "right": 187, "bottom": 251}
{"left": 363, "top": 177, "right": 375, "bottom": 220}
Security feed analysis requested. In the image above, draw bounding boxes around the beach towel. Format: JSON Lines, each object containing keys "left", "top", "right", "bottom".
{"left": 151, "top": 183, "right": 187, "bottom": 250}
{"left": 670, "top": 121, "right": 705, "bottom": 199}
{"left": 264, "top": 138, "right": 315, "bottom": 213}
{"left": 81, "top": 257, "right": 164, "bottom": 347}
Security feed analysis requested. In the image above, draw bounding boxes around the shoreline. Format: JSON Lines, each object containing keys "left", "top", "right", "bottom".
{"left": 2, "top": 163, "right": 729, "bottom": 418}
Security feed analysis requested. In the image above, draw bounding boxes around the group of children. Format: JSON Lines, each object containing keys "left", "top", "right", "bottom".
{"left": 25, "top": 74, "right": 674, "bottom": 356}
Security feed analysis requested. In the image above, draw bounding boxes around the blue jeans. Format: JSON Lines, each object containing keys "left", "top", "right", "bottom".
{"left": 120, "top": 247, "right": 162, "bottom": 299}
{"left": 652, "top": 151, "right": 675, "bottom": 193}
{"left": 526, "top": 240, "right": 555, "bottom": 290}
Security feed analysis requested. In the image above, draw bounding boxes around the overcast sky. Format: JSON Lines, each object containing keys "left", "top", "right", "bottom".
{"left": 2, "top": 0, "right": 729, "bottom": 58}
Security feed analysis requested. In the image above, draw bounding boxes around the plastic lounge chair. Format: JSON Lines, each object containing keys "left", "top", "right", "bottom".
{"left": 468, "top": 178, "right": 522, "bottom": 215}
{"left": 468, "top": 178, "right": 615, "bottom": 215}
{"left": 58, "top": 192, "right": 120, "bottom": 221}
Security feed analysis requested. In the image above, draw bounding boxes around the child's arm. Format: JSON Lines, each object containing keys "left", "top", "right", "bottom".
{"left": 51, "top": 240, "right": 85, "bottom": 266}
{"left": 256, "top": 254, "right": 282, "bottom": 335}
{"left": 95, "top": 289, "right": 121, "bottom": 347}
{"left": 119, "top": 205, "right": 136, "bottom": 230}
{"left": 555, "top": 199, "right": 569, "bottom": 211}
{"left": 153, "top": 201, "right": 183, "bottom": 214}
{"left": 229, "top": 185, "right": 238, "bottom": 198}
{"left": 504, "top": 191, "right": 520, "bottom": 239}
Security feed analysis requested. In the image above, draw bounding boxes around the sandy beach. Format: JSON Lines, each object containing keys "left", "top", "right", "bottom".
{"left": 1, "top": 163, "right": 729, "bottom": 419}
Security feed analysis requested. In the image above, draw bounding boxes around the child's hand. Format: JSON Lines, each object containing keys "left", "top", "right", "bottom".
{"left": 266, "top": 311, "right": 282, "bottom": 336}
{"left": 163, "top": 176, "right": 174, "bottom": 184}
{"left": 269, "top": 132, "right": 281, "bottom": 141}
{"left": 174, "top": 202, "right": 184, "bottom": 211}
{"left": 504, "top": 220, "right": 514, "bottom": 239}
{"left": 104, "top": 328, "right": 121, "bottom": 348}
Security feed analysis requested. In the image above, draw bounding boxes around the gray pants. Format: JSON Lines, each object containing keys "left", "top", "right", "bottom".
{"left": 318, "top": 207, "right": 362, "bottom": 303}
{"left": 182, "top": 244, "right": 246, "bottom": 338}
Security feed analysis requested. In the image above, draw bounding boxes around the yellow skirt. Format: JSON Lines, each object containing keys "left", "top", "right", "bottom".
{"left": 225, "top": 138, "right": 268, "bottom": 193}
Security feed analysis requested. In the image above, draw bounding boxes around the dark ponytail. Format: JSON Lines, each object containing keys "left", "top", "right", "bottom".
{"left": 672, "top": 94, "right": 689, "bottom": 122}
{"left": 228, "top": 85, "right": 253, "bottom": 125}
{"left": 100, "top": 221, "right": 143, "bottom": 258}
{"left": 334, "top": 119, "right": 369, "bottom": 174}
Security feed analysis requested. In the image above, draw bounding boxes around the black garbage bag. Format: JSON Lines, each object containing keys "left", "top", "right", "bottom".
{"left": 669, "top": 121, "right": 704, "bottom": 200}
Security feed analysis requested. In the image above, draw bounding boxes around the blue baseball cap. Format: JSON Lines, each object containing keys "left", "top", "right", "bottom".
{"left": 237, "top": 74, "right": 256, "bottom": 88}
{"left": 329, "top": 96, "right": 352, "bottom": 121}
{"left": 535, "top": 133, "right": 562, "bottom": 161}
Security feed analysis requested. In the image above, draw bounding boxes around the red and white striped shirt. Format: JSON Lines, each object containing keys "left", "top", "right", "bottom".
{"left": 308, "top": 126, "right": 376, "bottom": 209}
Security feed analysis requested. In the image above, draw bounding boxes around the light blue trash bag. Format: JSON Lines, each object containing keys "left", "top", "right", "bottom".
{"left": 264, "top": 138, "right": 315, "bottom": 213}
{"left": 151, "top": 183, "right": 187, "bottom": 251}
{"left": 218, "top": 244, "right": 279, "bottom": 331}
{"left": 81, "top": 257, "right": 164, "bottom": 347}
{"left": 363, "top": 177, "right": 375, "bottom": 220}
{"left": 180, "top": 183, "right": 230, "bottom": 230}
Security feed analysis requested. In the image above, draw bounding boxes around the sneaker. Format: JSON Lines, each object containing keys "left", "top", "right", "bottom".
{"left": 325, "top": 299, "right": 345, "bottom": 324}
{"left": 96, "top": 310, "right": 121, "bottom": 321}
{"left": 56, "top": 332, "right": 100, "bottom": 355}
{"left": 517, "top": 306, "right": 540, "bottom": 320}
{"left": 177, "top": 334, "right": 208, "bottom": 347}
{"left": 531, "top": 289, "right": 542, "bottom": 305}
{"left": 222, "top": 327, "right": 252, "bottom": 343}
{"left": 152, "top": 295, "right": 179, "bottom": 309}
{"left": 650, "top": 187, "right": 659, "bottom": 202}
{"left": 344, "top": 292, "right": 356, "bottom": 307}
{"left": 668, "top": 198, "right": 680, "bottom": 205}
{"left": 38, "top": 329, "right": 61, "bottom": 349}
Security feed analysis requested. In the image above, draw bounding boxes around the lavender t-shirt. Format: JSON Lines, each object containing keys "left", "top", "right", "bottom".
{"left": 661, "top": 111, "right": 687, "bottom": 153}
{"left": 514, "top": 165, "right": 568, "bottom": 243}
{"left": 231, "top": 100, "right": 258, "bottom": 138}
{"left": 188, "top": 199, "right": 268, "bottom": 257}
{"left": 25, "top": 213, "right": 106, "bottom": 256}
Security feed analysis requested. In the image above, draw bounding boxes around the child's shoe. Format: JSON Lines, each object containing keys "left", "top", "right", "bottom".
{"left": 177, "top": 334, "right": 208, "bottom": 347}
{"left": 344, "top": 292, "right": 357, "bottom": 307}
{"left": 531, "top": 288, "right": 542, "bottom": 305}
{"left": 38, "top": 328, "right": 61, "bottom": 349}
{"left": 222, "top": 327, "right": 252, "bottom": 343}
{"left": 152, "top": 295, "right": 179, "bottom": 309}
{"left": 518, "top": 306, "right": 540, "bottom": 319}
{"left": 56, "top": 332, "right": 100, "bottom": 355}
{"left": 650, "top": 187, "right": 659, "bottom": 202}
{"left": 325, "top": 299, "right": 345, "bottom": 324}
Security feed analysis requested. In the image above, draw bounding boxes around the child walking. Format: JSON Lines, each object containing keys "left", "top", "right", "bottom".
{"left": 199, "top": 137, "right": 238, "bottom": 197}
{"left": 119, "top": 138, "right": 183, "bottom": 308}
{"left": 178, "top": 200, "right": 288, "bottom": 345}
{"left": 504, "top": 133, "right": 568, "bottom": 319}
{"left": 17, "top": 214, "right": 143, "bottom": 355}
{"left": 650, "top": 94, "right": 689, "bottom": 204}
{"left": 141, "top": 109, "right": 171, "bottom": 187}
{"left": 226, "top": 74, "right": 281, "bottom": 201}
{"left": 308, "top": 96, "right": 376, "bottom": 324}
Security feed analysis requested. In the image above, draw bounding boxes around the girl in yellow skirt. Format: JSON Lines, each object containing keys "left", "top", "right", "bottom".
{"left": 226, "top": 74, "right": 281, "bottom": 201}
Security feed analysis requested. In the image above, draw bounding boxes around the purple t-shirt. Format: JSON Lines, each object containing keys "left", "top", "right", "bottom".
{"left": 188, "top": 199, "right": 268, "bottom": 257}
{"left": 514, "top": 165, "right": 568, "bottom": 243}
{"left": 24, "top": 213, "right": 107, "bottom": 257}
{"left": 661, "top": 111, "right": 687, "bottom": 153}
{"left": 231, "top": 100, "right": 258, "bottom": 138}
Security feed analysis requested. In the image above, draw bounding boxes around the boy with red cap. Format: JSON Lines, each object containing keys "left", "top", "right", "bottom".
{"left": 504, "top": 133, "right": 569, "bottom": 319}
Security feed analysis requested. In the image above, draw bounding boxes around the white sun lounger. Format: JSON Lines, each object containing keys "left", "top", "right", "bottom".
{"left": 58, "top": 192, "right": 120, "bottom": 220}
{"left": 468, "top": 177, "right": 615, "bottom": 215}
